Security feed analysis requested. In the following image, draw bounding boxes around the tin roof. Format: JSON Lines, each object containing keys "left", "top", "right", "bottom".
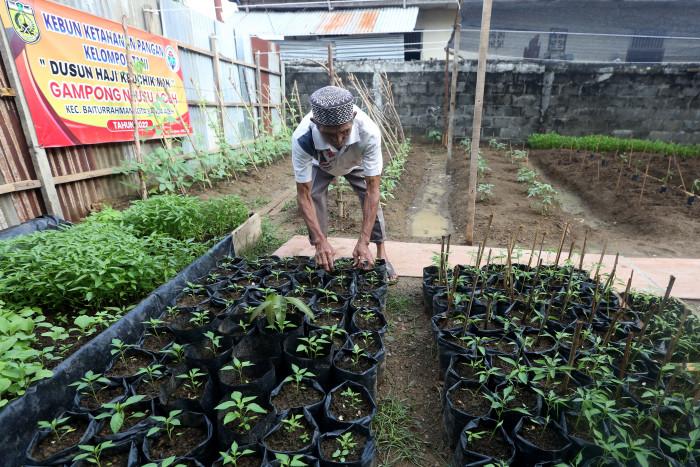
{"left": 229, "top": 7, "right": 419, "bottom": 37}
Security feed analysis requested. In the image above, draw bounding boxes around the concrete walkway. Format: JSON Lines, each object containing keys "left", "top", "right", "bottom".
{"left": 274, "top": 235, "right": 700, "bottom": 300}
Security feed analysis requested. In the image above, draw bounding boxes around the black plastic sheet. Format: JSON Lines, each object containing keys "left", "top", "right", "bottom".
{"left": 0, "top": 235, "right": 234, "bottom": 465}
{"left": 0, "top": 214, "right": 72, "bottom": 241}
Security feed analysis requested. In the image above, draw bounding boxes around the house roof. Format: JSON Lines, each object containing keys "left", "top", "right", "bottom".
{"left": 229, "top": 7, "right": 419, "bottom": 38}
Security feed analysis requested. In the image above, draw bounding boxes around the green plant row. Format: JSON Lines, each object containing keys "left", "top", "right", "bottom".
{"left": 380, "top": 139, "right": 411, "bottom": 203}
{"left": 527, "top": 133, "right": 700, "bottom": 158}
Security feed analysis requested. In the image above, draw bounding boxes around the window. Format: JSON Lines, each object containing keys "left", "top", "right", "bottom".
{"left": 489, "top": 31, "right": 505, "bottom": 49}
{"left": 404, "top": 31, "right": 421, "bottom": 61}
{"left": 626, "top": 35, "right": 664, "bottom": 63}
{"left": 548, "top": 29, "right": 567, "bottom": 53}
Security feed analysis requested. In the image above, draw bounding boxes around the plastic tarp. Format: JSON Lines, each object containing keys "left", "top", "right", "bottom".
{"left": 0, "top": 215, "right": 72, "bottom": 241}
{"left": 0, "top": 234, "right": 234, "bottom": 465}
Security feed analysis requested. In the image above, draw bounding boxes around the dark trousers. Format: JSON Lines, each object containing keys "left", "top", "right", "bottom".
{"left": 309, "top": 165, "right": 386, "bottom": 244}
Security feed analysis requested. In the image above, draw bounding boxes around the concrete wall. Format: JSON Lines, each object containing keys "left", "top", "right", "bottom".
{"left": 285, "top": 60, "right": 700, "bottom": 144}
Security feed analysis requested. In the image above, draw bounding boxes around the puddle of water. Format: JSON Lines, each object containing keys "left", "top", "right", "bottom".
{"left": 410, "top": 174, "right": 450, "bottom": 237}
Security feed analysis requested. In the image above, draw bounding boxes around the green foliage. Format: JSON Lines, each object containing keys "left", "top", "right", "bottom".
{"left": 117, "top": 194, "right": 248, "bottom": 241}
{"left": 380, "top": 139, "right": 411, "bottom": 204}
{"left": 0, "top": 222, "right": 204, "bottom": 311}
{"left": 477, "top": 183, "right": 494, "bottom": 201}
{"left": 215, "top": 391, "right": 267, "bottom": 431}
{"left": 527, "top": 132, "right": 700, "bottom": 159}
{"left": 250, "top": 293, "right": 313, "bottom": 333}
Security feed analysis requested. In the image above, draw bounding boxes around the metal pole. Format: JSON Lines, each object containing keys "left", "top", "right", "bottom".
{"left": 465, "top": 0, "right": 493, "bottom": 245}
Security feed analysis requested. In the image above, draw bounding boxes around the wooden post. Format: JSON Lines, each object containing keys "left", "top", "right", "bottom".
{"left": 443, "top": 48, "right": 450, "bottom": 147}
{"left": 143, "top": 5, "right": 157, "bottom": 34}
{"left": 465, "top": 0, "right": 492, "bottom": 246}
{"left": 122, "top": 16, "right": 148, "bottom": 200}
{"left": 210, "top": 35, "right": 226, "bottom": 138}
{"left": 254, "top": 51, "right": 264, "bottom": 134}
{"left": 0, "top": 18, "right": 64, "bottom": 217}
{"left": 327, "top": 43, "right": 335, "bottom": 85}
{"left": 445, "top": 0, "right": 462, "bottom": 176}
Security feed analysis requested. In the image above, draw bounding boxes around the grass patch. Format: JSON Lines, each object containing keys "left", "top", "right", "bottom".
{"left": 374, "top": 397, "right": 429, "bottom": 466}
{"left": 386, "top": 291, "right": 419, "bottom": 320}
{"left": 240, "top": 217, "right": 289, "bottom": 262}
{"left": 246, "top": 197, "right": 270, "bottom": 209}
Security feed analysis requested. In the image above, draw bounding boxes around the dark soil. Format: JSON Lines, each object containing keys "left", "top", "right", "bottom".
{"left": 465, "top": 429, "right": 513, "bottom": 461}
{"left": 449, "top": 386, "right": 492, "bottom": 418}
{"left": 328, "top": 384, "right": 375, "bottom": 422}
{"left": 167, "top": 377, "right": 206, "bottom": 403}
{"left": 334, "top": 354, "right": 376, "bottom": 374}
{"left": 264, "top": 415, "right": 315, "bottom": 453}
{"left": 96, "top": 405, "right": 152, "bottom": 436}
{"left": 352, "top": 295, "right": 381, "bottom": 309}
{"left": 139, "top": 331, "right": 175, "bottom": 352}
{"left": 106, "top": 352, "right": 154, "bottom": 378}
{"left": 352, "top": 333, "right": 382, "bottom": 356}
{"left": 352, "top": 310, "right": 384, "bottom": 332}
{"left": 30, "top": 416, "right": 90, "bottom": 461}
{"left": 219, "top": 367, "right": 263, "bottom": 386}
{"left": 146, "top": 426, "right": 207, "bottom": 459}
{"left": 518, "top": 419, "right": 570, "bottom": 451}
{"left": 176, "top": 293, "right": 207, "bottom": 308}
{"left": 76, "top": 384, "right": 126, "bottom": 411}
{"left": 271, "top": 381, "right": 324, "bottom": 412}
{"left": 310, "top": 312, "right": 342, "bottom": 328}
{"left": 320, "top": 433, "right": 369, "bottom": 463}
{"left": 134, "top": 375, "right": 169, "bottom": 400}
{"left": 75, "top": 450, "right": 130, "bottom": 467}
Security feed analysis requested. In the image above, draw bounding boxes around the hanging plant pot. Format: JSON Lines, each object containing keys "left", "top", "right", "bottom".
{"left": 451, "top": 417, "right": 516, "bottom": 466}
{"left": 442, "top": 380, "right": 495, "bottom": 448}
{"left": 317, "top": 424, "right": 376, "bottom": 467}
{"left": 262, "top": 407, "right": 320, "bottom": 458}
{"left": 322, "top": 380, "right": 377, "bottom": 432}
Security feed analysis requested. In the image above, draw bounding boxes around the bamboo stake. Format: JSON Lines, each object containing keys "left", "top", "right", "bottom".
{"left": 675, "top": 387, "right": 700, "bottom": 431}
{"left": 521, "top": 259, "right": 543, "bottom": 326}
{"left": 602, "top": 253, "right": 619, "bottom": 295}
{"left": 567, "top": 241, "right": 576, "bottom": 262}
{"left": 443, "top": 48, "right": 450, "bottom": 147}
{"left": 651, "top": 365, "right": 681, "bottom": 426}
{"left": 558, "top": 267, "right": 576, "bottom": 320}
{"left": 164, "top": 83, "right": 211, "bottom": 187}
{"left": 476, "top": 211, "right": 494, "bottom": 268}
{"left": 442, "top": 265, "right": 461, "bottom": 327}
{"left": 638, "top": 153, "right": 652, "bottom": 203}
{"left": 587, "top": 275, "right": 601, "bottom": 327}
{"left": 537, "top": 231, "right": 547, "bottom": 267}
{"left": 535, "top": 290, "right": 555, "bottom": 346}
{"left": 445, "top": 234, "right": 452, "bottom": 284}
{"left": 594, "top": 238, "right": 608, "bottom": 279}
{"left": 578, "top": 229, "right": 589, "bottom": 271}
{"left": 615, "top": 332, "right": 634, "bottom": 401}
{"left": 673, "top": 151, "right": 687, "bottom": 192}
{"left": 121, "top": 16, "right": 147, "bottom": 200}
{"left": 527, "top": 230, "right": 539, "bottom": 270}
{"left": 553, "top": 222, "right": 568, "bottom": 268}
{"left": 603, "top": 272, "right": 633, "bottom": 347}
{"left": 439, "top": 236, "right": 446, "bottom": 286}
{"left": 460, "top": 270, "right": 479, "bottom": 338}
{"left": 562, "top": 320, "right": 583, "bottom": 393}
{"left": 630, "top": 276, "right": 676, "bottom": 363}
{"left": 655, "top": 306, "right": 691, "bottom": 387}
{"left": 479, "top": 249, "right": 492, "bottom": 300}
{"left": 483, "top": 296, "right": 494, "bottom": 330}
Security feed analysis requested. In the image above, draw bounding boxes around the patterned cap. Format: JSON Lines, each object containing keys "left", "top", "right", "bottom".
{"left": 310, "top": 86, "right": 354, "bottom": 126}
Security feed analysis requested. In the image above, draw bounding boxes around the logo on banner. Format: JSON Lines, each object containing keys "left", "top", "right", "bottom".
{"left": 164, "top": 45, "right": 179, "bottom": 72}
{"left": 6, "top": 0, "right": 40, "bottom": 44}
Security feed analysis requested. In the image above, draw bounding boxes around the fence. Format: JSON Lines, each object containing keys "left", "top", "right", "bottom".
{"left": 0, "top": 0, "right": 281, "bottom": 227}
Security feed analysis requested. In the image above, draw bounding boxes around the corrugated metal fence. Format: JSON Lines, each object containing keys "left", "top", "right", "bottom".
{"left": 0, "top": 0, "right": 281, "bottom": 227}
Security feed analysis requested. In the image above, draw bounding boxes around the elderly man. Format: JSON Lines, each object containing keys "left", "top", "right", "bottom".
{"left": 292, "top": 85, "right": 398, "bottom": 283}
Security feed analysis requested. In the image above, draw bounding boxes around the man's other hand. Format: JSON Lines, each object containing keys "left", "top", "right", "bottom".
{"left": 315, "top": 238, "right": 336, "bottom": 272}
{"left": 353, "top": 242, "right": 375, "bottom": 270}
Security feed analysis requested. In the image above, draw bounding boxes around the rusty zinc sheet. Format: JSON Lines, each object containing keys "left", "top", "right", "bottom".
{"left": 0, "top": 56, "right": 43, "bottom": 229}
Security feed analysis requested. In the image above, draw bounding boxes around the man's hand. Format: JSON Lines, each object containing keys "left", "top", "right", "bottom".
{"left": 353, "top": 241, "right": 375, "bottom": 270}
{"left": 315, "top": 237, "right": 336, "bottom": 272}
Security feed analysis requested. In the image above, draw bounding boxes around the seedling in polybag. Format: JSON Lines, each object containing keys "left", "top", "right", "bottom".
{"left": 94, "top": 395, "right": 147, "bottom": 434}
{"left": 348, "top": 344, "right": 365, "bottom": 367}
{"left": 204, "top": 331, "right": 222, "bottom": 354}
{"left": 161, "top": 342, "right": 187, "bottom": 365}
{"left": 73, "top": 440, "right": 116, "bottom": 466}
{"left": 189, "top": 310, "right": 210, "bottom": 327}
{"left": 69, "top": 370, "right": 110, "bottom": 401}
{"left": 142, "top": 317, "right": 166, "bottom": 337}
{"left": 275, "top": 453, "right": 307, "bottom": 467}
{"left": 147, "top": 410, "right": 182, "bottom": 441}
{"left": 283, "top": 364, "right": 315, "bottom": 393}
{"left": 215, "top": 391, "right": 266, "bottom": 431}
{"left": 37, "top": 416, "right": 75, "bottom": 442}
{"left": 296, "top": 335, "right": 329, "bottom": 359}
{"left": 332, "top": 432, "right": 358, "bottom": 462}
{"left": 221, "top": 356, "right": 255, "bottom": 384}
{"left": 176, "top": 368, "right": 206, "bottom": 394}
{"left": 110, "top": 338, "right": 134, "bottom": 365}
{"left": 340, "top": 386, "right": 362, "bottom": 410}
{"left": 281, "top": 413, "right": 310, "bottom": 443}
{"left": 135, "top": 364, "right": 164, "bottom": 389}
{"left": 250, "top": 293, "right": 313, "bottom": 333}
{"left": 219, "top": 440, "right": 256, "bottom": 466}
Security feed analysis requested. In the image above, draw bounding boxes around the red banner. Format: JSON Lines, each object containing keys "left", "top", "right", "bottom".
{"left": 1, "top": 0, "right": 190, "bottom": 147}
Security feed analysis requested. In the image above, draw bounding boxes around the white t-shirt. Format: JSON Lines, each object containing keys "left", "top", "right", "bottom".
{"left": 291, "top": 106, "right": 383, "bottom": 183}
